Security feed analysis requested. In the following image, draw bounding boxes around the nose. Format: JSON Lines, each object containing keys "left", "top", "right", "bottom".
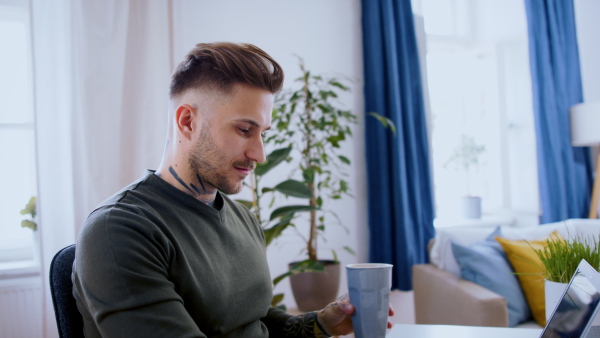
{"left": 246, "top": 135, "right": 267, "bottom": 164}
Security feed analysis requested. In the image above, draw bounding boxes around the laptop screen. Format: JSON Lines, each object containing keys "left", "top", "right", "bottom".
{"left": 542, "top": 268, "right": 600, "bottom": 338}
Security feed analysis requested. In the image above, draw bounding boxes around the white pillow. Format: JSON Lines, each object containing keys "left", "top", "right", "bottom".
{"left": 430, "top": 225, "right": 498, "bottom": 276}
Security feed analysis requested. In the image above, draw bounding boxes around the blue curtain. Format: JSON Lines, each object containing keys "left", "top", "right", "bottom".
{"left": 361, "top": 0, "right": 435, "bottom": 290}
{"left": 525, "top": 0, "right": 592, "bottom": 223}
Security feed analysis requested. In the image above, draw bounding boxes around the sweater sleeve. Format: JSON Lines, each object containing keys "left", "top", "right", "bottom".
{"left": 261, "top": 307, "right": 293, "bottom": 337}
{"left": 73, "top": 207, "right": 206, "bottom": 338}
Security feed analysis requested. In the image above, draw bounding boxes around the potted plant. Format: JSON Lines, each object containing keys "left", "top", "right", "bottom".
{"left": 237, "top": 58, "right": 357, "bottom": 312}
{"left": 532, "top": 231, "right": 600, "bottom": 319}
{"left": 239, "top": 58, "right": 393, "bottom": 311}
{"left": 263, "top": 58, "right": 394, "bottom": 311}
{"left": 443, "top": 134, "right": 485, "bottom": 219}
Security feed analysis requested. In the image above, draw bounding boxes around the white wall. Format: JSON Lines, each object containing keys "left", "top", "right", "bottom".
{"left": 575, "top": 0, "right": 600, "bottom": 103}
{"left": 172, "top": 0, "right": 367, "bottom": 309}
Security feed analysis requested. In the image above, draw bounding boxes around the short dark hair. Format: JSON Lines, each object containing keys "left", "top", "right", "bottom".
{"left": 170, "top": 42, "right": 284, "bottom": 98}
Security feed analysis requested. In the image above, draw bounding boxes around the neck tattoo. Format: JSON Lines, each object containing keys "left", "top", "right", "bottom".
{"left": 168, "top": 166, "right": 216, "bottom": 207}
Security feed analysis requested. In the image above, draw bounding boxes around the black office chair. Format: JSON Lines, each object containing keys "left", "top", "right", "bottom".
{"left": 49, "top": 244, "right": 84, "bottom": 338}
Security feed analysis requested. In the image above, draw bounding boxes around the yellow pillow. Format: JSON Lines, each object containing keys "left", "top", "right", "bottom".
{"left": 495, "top": 232, "right": 563, "bottom": 327}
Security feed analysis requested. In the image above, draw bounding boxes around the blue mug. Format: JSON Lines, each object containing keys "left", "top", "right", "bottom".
{"left": 346, "top": 263, "right": 393, "bottom": 338}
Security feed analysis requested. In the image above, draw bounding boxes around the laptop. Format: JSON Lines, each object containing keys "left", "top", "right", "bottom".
{"left": 388, "top": 260, "right": 600, "bottom": 338}
{"left": 541, "top": 259, "right": 600, "bottom": 338}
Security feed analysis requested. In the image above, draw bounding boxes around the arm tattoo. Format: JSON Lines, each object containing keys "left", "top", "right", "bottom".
{"left": 282, "top": 311, "right": 330, "bottom": 337}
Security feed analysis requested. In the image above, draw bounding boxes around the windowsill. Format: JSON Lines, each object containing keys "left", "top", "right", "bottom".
{"left": 434, "top": 214, "right": 516, "bottom": 228}
{"left": 0, "top": 260, "right": 41, "bottom": 279}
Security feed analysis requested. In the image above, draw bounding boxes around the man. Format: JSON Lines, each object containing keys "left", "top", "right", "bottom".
{"left": 73, "top": 42, "right": 392, "bottom": 337}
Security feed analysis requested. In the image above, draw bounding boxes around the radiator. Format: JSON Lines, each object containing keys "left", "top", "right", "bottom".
{"left": 0, "top": 276, "right": 43, "bottom": 338}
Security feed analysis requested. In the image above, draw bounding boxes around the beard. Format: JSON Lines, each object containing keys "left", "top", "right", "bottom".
{"left": 188, "top": 122, "right": 254, "bottom": 195}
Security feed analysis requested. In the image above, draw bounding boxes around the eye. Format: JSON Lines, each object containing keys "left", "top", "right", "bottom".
{"left": 239, "top": 128, "right": 250, "bottom": 134}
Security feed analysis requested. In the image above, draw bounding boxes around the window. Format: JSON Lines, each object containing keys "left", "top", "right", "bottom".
{"left": 414, "top": 0, "right": 539, "bottom": 226}
{"left": 0, "top": 0, "right": 38, "bottom": 264}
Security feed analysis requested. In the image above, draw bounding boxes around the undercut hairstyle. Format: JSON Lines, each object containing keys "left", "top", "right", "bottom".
{"left": 169, "top": 42, "right": 284, "bottom": 98}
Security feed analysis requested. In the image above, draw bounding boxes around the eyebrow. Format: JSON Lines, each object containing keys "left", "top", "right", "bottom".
{"left": 235, "top": 118, "right": 271, "bottom": 131}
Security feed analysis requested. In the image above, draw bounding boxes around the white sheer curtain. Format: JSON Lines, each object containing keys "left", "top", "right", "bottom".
{"left": 31, "top": 1, "right": 172, "bottom": 336}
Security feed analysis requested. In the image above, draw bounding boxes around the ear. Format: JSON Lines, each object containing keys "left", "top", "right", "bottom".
{"left": 174, "top": 104, "right": 197, "bottom": 140}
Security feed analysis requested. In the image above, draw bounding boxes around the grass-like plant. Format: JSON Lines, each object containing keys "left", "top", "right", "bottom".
{"left": 534, "top": 231, "right": 600, "bottom": 283}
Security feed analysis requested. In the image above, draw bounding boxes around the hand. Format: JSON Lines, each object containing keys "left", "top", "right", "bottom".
{"left": 316, "top": 293, "right": 395, "bottom": 336}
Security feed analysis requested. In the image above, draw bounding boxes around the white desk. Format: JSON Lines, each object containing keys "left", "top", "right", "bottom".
{"left": 387, "top": 324, "right": 542, "bottom": 338}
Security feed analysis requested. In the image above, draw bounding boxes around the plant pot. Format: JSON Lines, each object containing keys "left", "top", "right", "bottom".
{"left": 545, "top": 279, "right": 568, "bottom": 321}
{"left": 461, "top": 196, "right": 481, "bottom": 219}
{"left": 289, "top": 260, "right": 340, "bottom": 312}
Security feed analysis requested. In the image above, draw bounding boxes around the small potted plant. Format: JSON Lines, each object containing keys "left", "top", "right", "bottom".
{"left": 444, "top": 134, "right": 485, "bottom": 218}
{"left": 533, "top": 231, "right": 600, "bottom": 319}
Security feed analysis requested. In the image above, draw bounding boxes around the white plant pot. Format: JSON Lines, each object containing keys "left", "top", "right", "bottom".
{"left": 461, "top": 196, "right": 481, "bottom": 219}
{"left": 545, "top": 279, "right": 568, "bottom": 321}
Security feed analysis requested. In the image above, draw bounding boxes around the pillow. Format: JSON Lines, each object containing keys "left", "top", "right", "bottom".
{"left": 430, "top": 226, "right": 505, "bottom": 276}
{"left": 451, "top": 228, "right": 531, "bottom": 327}
{"left": 495, "top": 232, "right": 564, "bottom": 327}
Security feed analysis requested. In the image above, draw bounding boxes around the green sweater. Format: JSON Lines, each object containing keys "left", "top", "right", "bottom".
{"left": 73, "top": 170, "right": 291, "bottom": 337}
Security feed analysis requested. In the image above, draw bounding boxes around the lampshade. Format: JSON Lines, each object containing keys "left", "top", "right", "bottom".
{"left": 570, "top": 101, "right": 600, "bottom": 146}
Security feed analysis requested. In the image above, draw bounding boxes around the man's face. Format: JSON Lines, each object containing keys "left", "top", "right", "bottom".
{"left": 188, "top": 84, "right": 273, "bottom": 195}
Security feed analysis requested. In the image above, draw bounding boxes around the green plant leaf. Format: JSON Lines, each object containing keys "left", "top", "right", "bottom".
{"left": 302, "top": 167, "right": 315, "bottom": 183}
{"left": 271, "top": 293, "right": 285, "bottom": 307}
{"left": 368, "top": 112, "right": 396, "bottom": 135}
{"left": 21, "top": 219, "right": 37, "bottom": 231}
{"left": 317, "top": 104, "right": 331, "bottom": 113}
{"left": 263, "top": 215, "right": 294, "bottom": 246}
{"left": 274, "top": 180, "right": 312, "bottom": 198}
{"left": 269, "top": 205, "right": 320, "bottom": 221}
{"left": 326, "top": 132, "right": 345, "bottom": 148}
{"left": 20, "top": 196, "right": 36, "bottom": 218}
{"left": 289, "top": 259, "right": 326, "bottom": 274}
{"left": 339, "top": 180, "right": 348, "bottom": 193}
{"left": 343, "top": 246, "right": 356, "bottom": 255}
{"left": 338, "top": 155, "right": 351, "bottom": 165}
{"left": 329, "top": 80, "right": 349, "bottom": 91}
{"left": 273, "top": 271, "right": 293, "bottom": 286}
{"left": 254, "top": 146, "right": 292, "bottom": 176}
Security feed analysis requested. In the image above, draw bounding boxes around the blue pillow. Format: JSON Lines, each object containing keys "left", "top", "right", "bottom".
{"left": 451, "top": 229, "right": 531, "bottom": 327}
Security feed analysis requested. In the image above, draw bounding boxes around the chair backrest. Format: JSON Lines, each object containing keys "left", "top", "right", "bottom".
{"left": 49, "top": 244, "right": 84, "bottom": 338}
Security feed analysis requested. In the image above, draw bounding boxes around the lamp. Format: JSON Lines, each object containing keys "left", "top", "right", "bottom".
{"left": 570, "top": 101, "right": 600, "bottom": 218}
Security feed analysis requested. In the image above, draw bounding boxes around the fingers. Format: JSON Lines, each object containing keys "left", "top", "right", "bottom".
{"left": 336, "top": 293, "right": 349, "bottom": 302}
{"left": 387, "top": 302, "right": 395, "bottom": 329}
{"left": 326, "top": 293, "right": 353, "bottom": 315}
{"left": 321, "top": 299, "right": 354, "bottom": 317}
{"left": 338, "top": 301, "right": 354, "bottom": 314}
